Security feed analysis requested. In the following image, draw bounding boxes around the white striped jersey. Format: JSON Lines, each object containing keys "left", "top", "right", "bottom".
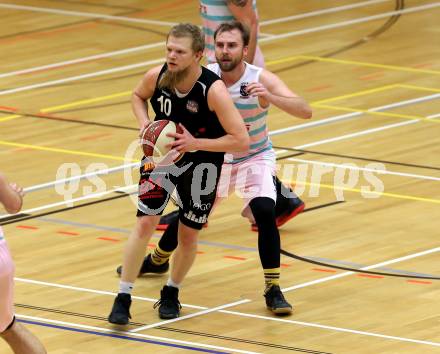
{"left": 200, "top": 0, "right": 264, "bottom": 67}
{"left": 208, "top": 62, "right": 271, "bottom": 163}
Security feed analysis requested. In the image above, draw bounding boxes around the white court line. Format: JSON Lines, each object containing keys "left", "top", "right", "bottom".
{"left": 0, "top": 0, "right": 388, "bottom": 79}
{"left": 130, "top": 299, "right": 250, "bottom": 333}
{"left": 282, "top": 247, "right": 440, "bottom": 292}
{"left": 260, "top": 0, "right": 389, "bottom": 26}
{"left": 428, "top": 112, "right": 440, "bottom": 119}
{"left": 269, "top": 93, "right": 440, "bottom": 136}
{"left": 16, "top": 314, "right": 261, "bottom": 354}
{"left": 14, "top": 277, "right": 206, "bottom": 310}
{"left": 24, "top": 162, "right": 139, "bottom": 193}
{"left": 14, "top": 247, "right": 440, "bottom": 347}
{"left": 286, "top": 157, "right": 440, "bottom": 182}
{"left": 0, "top": 3, "right": 176, "bottom": 26}
{"left": 0, "top": 58, "right": 164, "bottom": 96}
{"left": 259, "top": 3, "right": 440, "bottom": 43}
{"left": 1, "top": 3, "right": 438, "bottom": 90}
{"left": 295, "top": 120, "right": 417, "bottom": 149}
{"left": 0, "top": 184, "right": 137, "bottom": 220}
{"left": 220, "top": 310, "right": 440, "bottom": 347}
{"left": 0, "top": 42, "right": 165, "bottom": 79}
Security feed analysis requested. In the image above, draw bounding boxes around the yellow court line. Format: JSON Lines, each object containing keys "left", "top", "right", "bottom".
{"left": 41, "top": 91, "right": 131, "bottom": 113}
{"left": 0, "top": 114, "right": 22, "bottom": 122}
{"left": 266, "top": 56, "right": 302, "bottom": 66}
{"left": 311, "top": 84, "right": 397, "bottom": 104}
{"left": 296, "top": 55, "right": 440, "bottom": 75}
{"left": 396, "top": 84, "right": 440, "bottom": 93}
{"left": 283, "top": 180, "right": 440, "bottom": 205}
{"left": 0, "top": 140, "right": 136, "bottom": 162}
{"left": 311, "top": 103, "right": 438, "bottom": 123}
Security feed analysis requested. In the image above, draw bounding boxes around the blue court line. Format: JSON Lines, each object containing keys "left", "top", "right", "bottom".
{"left": 37, "top": 217, "right": 438, "bottom": 278}
{"left": 18, "top": 318, "right": 229, "bottom": 354}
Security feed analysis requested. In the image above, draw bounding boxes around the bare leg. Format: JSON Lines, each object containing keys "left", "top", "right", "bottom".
{"left": 169, "top": 222, "right": 199, "bottom": 284}
{"left": 1, "top": 320, "right": 46, "bottom": 354}
{"left": 121, "top": 215, "right": 160, "bottom": 283}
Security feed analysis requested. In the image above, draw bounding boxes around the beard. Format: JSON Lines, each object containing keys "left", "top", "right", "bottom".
{"left": 216, "top": 53, "right": 243, "bottom": 72}
{"left": 158, "top": 65, "right": 191, "bottom": 91}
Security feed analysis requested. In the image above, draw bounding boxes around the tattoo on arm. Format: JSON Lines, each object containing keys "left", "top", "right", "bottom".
{"left": 227, "top": 0, "right": 247, "bottom": 7}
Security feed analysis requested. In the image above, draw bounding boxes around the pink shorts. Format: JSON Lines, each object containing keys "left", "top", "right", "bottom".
{"left": 0, "top": 240, "right": 15, "bottom": 333}
{"left": 218, "top": 150, "right": 276, "bottom": 223}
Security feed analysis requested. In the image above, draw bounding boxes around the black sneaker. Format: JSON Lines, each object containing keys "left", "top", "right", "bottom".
{"left": 108, "top": 293, "right": 132, "bottom": 324}
{"left": 264, "top": 285, "right": 293, "bottom": 315}
{"left": 153, "top": 285, "right": 182, "bottom": 319}
{"left": 116, "top": 254, "right": 170, "bottom": 276}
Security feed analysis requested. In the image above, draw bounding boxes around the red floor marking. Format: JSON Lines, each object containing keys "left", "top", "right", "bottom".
{"left": 80, "top": 133, "right": 112, "bottom": 141}
{"left": 412, "top": 63, "right": 432, "bottom": 68}
{"left": 0, "top": 106, "right": 19, "bottom": 112}
{"left": 148, "top": 243, "right": 156, "bottom": 248}
{"left": 97, "top": 237, "right": 120, "bottom": 243}
{"left": 196, "top": 251, "right": 205, "bottom": 254}
{"left": 312, "top": 268, "right": 337, "bottom": 273}
{"left": 280, "top": 263, "right": 291, "bottom": 268}
{"left": 57, "top": 231, "right": 79, "bottom": 236}
{"left": 407, "top": 280, "right": 432, "bottom": 285}
{"left": 306, "top": 84, "right": 333, "bottom": 92}
{"left": 359, "top": 72, "right": 384, "bottom": 81}
{"left": 357, "top": 274, "right": 384, "bottom": 279}
{"left": 224, "top": 255, "right": 246, "bottom": 261}
{"left": 16, "top": 225, "right": 38, "bottom": 230}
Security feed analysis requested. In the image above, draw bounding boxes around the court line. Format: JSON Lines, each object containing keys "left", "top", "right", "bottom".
{"left": 32, "top": 216, "right": 440, "bottom": 279}
{"left": 14, "top": 246, "right": 440, "bottom": 347}
{"left": 259, "top": 3, "right": 440, "bottom": 44}
{"left": 0, "top": 140, "right": 136, "bottom": 161}
{"left": 0, "top": 57, "right": 164, "bottom": 96}
{"left": 282, "top": 247, "right": 440, "bottom": 292}
{"left": 0, "top": 0, "right": 394, "bottom": 80}
{"left": 130, "top": 299, "right": 251, "bottom": 333}
{"left": 0, "top": 185, "right": 137, "bottom": 220}
{"left": 312, "top": 103, "right": 439, "bottom": 123}
{"left": 220, "top": 309, "right": 440, "bottom": 348}
{"left": 260, "top": 0, "right": 390, "bottom": 26}
{"left": 0, "top": 3, "right": 177, "bottom": 26}
{"left": 284, "top": 176, "right": 440, "bottom": 205}
{"left": 311, "top": 84, "right": 397, "bottom": 105}
{"left": 284, "top": 157, "right": 440, "bottom": 182}
{"left": 270, "top": 92, "right": 440, "bottom": 136}
{"left": 278, "top": 55, "right": 440, "bottom": 76}
{"left": 1, "top": 3, "right": 438, "bottom": 89}
{"left": 16, "top": 315, "right": 259, "bottom": 354}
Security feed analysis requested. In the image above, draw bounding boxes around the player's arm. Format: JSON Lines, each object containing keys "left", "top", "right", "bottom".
{"left": 131, "top": 65, "right": 162, "bottom": 132}
{"left": 0, "top": 173, "right": 24, "bottom": 214}
{"left": 169, "top": 81, "right": 249, "bottom": 153}
{"left": 247, "top": 70, "right": 312, "bottom": 119}
{"left": 227, "top": 0, "right": 258, "bottom": 64}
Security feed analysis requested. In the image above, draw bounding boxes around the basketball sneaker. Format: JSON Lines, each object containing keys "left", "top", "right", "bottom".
{"left": 264, "top": 285, "right": 293, "bottom": 315}
{"left": 251, "top": 197, "right": 305, "bottom": 232}
{"left": 154, "top": 285, "right": 181, "bottom": 319}
{"left": 108, "top": 293, "right": 132, "bottom": 325}
{"left": 116, "top": 254, "right": 169, "bottom": 276}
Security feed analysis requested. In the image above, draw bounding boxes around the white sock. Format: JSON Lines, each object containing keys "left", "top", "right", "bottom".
{"left": 119, "top": 281, "right": 134, "bottom": 294}
{"left": 166, "top": 278, "right": 180, "bottom": 289}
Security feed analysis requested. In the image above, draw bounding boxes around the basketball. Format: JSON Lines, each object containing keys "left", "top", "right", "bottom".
{"left": 141, "top": 120, "right": 184, "bottom": 164}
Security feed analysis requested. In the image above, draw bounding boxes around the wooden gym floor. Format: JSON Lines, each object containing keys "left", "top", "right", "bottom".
{"left": 0, "top": 0, "right": 439, "bottom": 353}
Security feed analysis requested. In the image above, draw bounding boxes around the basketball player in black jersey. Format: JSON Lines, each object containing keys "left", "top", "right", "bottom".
{"left": 108, "top": 23, "right": 249, "bottom": 324}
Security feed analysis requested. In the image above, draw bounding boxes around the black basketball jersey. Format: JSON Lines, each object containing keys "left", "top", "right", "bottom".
{"left": 150, "top": 64, "right": 226, "bottom": 164}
